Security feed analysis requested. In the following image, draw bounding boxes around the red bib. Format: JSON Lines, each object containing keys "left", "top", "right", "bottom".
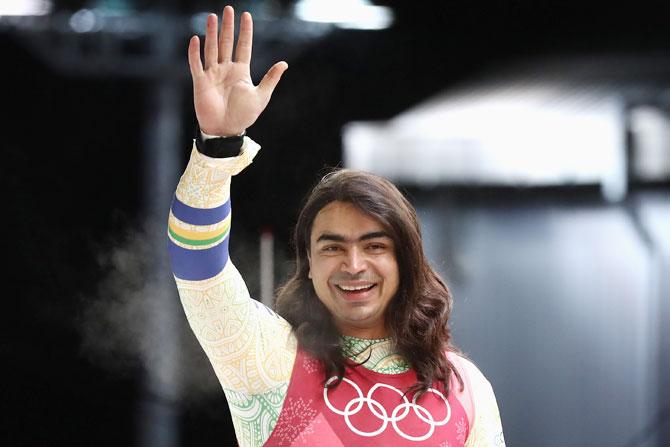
{"left": 264, "top": 349, "right": 469, "bottom": 446}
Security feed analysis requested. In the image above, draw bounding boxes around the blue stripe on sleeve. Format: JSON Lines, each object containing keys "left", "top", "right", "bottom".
{"left": 168, "top": 236, "right": 230, "bottom": 281}
{"left": 171, "top": 196, "right": 231, "bottom": 226}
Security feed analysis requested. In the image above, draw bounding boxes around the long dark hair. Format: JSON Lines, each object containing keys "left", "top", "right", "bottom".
{"left": 275, "top": 169, "right": 463, "bottom": 396}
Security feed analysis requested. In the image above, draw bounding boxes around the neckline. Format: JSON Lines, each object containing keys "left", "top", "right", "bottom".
{"left": 339, "top": 335, "right": 411, "bottom": 374}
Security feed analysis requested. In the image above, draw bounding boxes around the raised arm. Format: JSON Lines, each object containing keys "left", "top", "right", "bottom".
{"left": 168, "top": 6, "right": 296, "bottom": 446}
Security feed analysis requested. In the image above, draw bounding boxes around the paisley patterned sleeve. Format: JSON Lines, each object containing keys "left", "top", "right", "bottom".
{"left": 168, "top": 137, "right": 297, "bottom": 446}
{"left": 459, "top": 357, "right": 506, "bottom": 447}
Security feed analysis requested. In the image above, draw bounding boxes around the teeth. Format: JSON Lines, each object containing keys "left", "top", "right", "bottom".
{"left": 338, "top": 284, "right": 373, "bottom": 291}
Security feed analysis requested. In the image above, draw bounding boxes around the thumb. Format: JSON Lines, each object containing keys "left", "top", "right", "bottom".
{"left": 258, "top": 61, "right": 288, "bottom": 100}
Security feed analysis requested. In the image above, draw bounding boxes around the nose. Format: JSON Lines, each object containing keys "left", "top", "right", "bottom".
{"left": 342, "top": 246, "right": 367, "bottom": 275}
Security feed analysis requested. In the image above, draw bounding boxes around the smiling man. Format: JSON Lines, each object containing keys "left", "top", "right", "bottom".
{"left": 168, "top": 5, "right": 505, "bottom": 447}
{"left": 308, "top": 200, "right": 399, "bottom": 338}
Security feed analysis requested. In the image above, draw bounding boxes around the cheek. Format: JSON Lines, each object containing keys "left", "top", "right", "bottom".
{"left": 308, "top": 258, "right": 329, "bottom": 285}
{"left": 310, "top": 262, "right": 332, "bottom": 287}
{"left": 381, "top": 255, "right": 399, "bottom": 275}
{"left": 384, "top": 258, "right": 401, "bottom": 289}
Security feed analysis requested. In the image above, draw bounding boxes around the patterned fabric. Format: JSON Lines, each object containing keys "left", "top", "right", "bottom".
{"left": 264, "top": 349, "right": 469, "bottom": 446}
{"left": 169, "top": 139, "right": 297, "bottom": 447}
{"left": 169, "top": 138, "right": 506, "bottom": 447}
{"left": 340, "top": 335, "right": 411, "bottom": 374}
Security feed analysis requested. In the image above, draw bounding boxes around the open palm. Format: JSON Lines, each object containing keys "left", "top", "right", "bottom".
{"left": 188, "top": 6, "right": 288, "bottom": 136}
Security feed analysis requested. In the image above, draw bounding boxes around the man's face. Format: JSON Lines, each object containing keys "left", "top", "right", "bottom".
{"left": 308, "top": 201, "right": 400, "bottom": 339}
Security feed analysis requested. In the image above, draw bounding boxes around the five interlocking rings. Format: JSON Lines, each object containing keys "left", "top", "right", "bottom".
{"left": 323, "top": 376, "right": 452, "bottom": 441}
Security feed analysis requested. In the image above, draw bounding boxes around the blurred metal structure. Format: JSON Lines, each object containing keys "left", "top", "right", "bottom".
{"left": 0, "top": 2, "right": 385, "bottom": 446}
{"left": 0, "top": 2, "right": 335, "bottom": 79}
{"left": 344, "top": 53, "right": 670, "bottom": 202}
{"left": 259, "top": 229, "right": 275, "bottom": 308}
{"left": 1, "top": 5, "right": 387, "bottom": 443}
{"left": 344, "top": 53, "right": 670, "bottom": 447}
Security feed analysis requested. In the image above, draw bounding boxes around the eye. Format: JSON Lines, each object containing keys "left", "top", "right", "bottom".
{"left": 321, "top": 245, "right": 342, "bottom": 253}
{"left": 366, "top": 242, "right": 387, "bottom": 252}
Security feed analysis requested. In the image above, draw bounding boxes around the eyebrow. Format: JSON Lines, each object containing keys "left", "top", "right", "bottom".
{"left": 316, "top": 231, "right": 391, "bottom": 244}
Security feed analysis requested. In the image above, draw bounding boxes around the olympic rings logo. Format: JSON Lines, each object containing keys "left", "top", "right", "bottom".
{"left": 323, "top": 376, "right": 451, "bottom": 441}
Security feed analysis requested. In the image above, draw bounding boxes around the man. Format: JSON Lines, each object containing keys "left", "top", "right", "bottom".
{"left": 168, "top": 5, "right": 505, "bottom": 446}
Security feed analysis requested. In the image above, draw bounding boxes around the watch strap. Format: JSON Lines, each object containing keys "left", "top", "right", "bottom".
{"left": 194, "top": 125, "right": 245, "bottom": 158}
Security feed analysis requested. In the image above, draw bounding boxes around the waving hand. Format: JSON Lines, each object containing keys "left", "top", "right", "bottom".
{"left": 188, "top": 5, "right": 288, "bottom": 136}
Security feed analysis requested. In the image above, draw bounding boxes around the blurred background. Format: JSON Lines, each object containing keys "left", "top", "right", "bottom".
{"left": 2, "top": 0, "right": 669, "bottom": 446}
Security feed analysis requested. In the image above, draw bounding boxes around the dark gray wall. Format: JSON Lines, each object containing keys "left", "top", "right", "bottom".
{"left": 417, "top": 191, "right": 669, "bottom": 447}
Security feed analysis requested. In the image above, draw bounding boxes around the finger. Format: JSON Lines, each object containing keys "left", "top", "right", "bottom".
{"left": 204, "top": 14, "right": 219, "bottom": 69}
{"left": 235, "top": 11, "right": 253, "bottom": 64}
{"left": 257, "top": 61, "right": 288, "bottom": 99}
{"left": 219, "top": 5, "right": 234, "bottom": 62}
{"left": 187, "top": 35, "right": 204, "bottom": 78}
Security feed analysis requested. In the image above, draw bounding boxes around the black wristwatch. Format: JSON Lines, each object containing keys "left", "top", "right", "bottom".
{"left": 194, "top": 125, "right": 245, "bottom": 158}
